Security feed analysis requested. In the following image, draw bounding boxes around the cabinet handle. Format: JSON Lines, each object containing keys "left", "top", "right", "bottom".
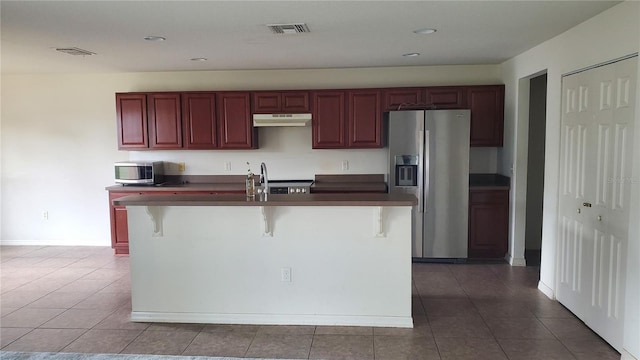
{"left": 597, "top": 215, "right": 602, "bottom": 221}
{"left": 577, "top": 208, "right": 581, "bottom": 214}
{"left": 583, "top": 202, "right": 592, "bottom": 207}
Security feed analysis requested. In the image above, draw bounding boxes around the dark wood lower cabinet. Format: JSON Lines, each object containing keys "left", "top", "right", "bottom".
{"left": 468, "top": 189, "right": 509, "bottom": 259}
{"left": 109, "top": 192, "right": 132, "bottom": 255}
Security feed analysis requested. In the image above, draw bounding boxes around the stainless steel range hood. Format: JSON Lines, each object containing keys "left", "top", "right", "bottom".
{"left": 253, "top": 113, "right": 312, "bottom": 127}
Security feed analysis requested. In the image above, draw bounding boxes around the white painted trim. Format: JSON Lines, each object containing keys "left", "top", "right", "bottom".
{"left": 374, "top": 206, "right": 385, "bottom": 237}
{"left": 505, "top": 253, "right": 527, "bottom": 267}
{"left": 260, "top": 206, "right": 272, "bottom": 237}
{"left": 538, "top": 280, "right": 555, "bottom": 300}
{"left": 621, "top": 349, "right": 639, "bottom": 360}
{"left": 144, "top": 206, "right": 163, "bottom": 237}
{"left": 131, "top": 311, "right": 414, "bottom": 328}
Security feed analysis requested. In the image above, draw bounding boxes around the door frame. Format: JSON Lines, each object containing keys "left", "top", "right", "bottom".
{"left": 509, "top": 70, "right": 549, "bottom": 268}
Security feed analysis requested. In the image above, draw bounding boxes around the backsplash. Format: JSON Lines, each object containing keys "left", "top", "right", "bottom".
{"left": 130, "top": 126, "right": 498, "bottom": 180}
{"left": 129, "top": 127, "right": 387, "bottom": 180}
{"left": 469, "top": 147, "right": 498, "bottom": 174}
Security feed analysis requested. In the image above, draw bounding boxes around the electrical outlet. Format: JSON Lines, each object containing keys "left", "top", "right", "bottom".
{"left": 281, "top": 267, "right": 291, "bottom": 282}
{"left": 178, "top": 162, "right": 186, "bottom": 172}
{"left": 341, "top": 160, "right": 349, "bottom": 171}
{"left": 43, "top": 211, "right": 49, "bottom": 220}
{"left": 224, "top": 161, "right": 232, "bottom": 172}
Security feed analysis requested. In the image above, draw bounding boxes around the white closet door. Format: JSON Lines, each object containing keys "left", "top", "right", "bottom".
{"left": 558, "top": 56, "right": 636, "bottom": 352}
{"left": 558, "top": 65, "right": 594, "bottom": 321}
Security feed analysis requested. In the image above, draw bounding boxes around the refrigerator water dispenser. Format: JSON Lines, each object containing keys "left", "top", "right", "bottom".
{"left": 394, "top": 155, "right": 418, "bottom": 186}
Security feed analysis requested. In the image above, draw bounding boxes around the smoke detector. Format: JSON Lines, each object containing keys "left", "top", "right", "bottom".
{"left": 55, "top": 47, "right": 95, "bottom": 56}
{"left": 266, "top": 23, "right": 310, "bottom": 34}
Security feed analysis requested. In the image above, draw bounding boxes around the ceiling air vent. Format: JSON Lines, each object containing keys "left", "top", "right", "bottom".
{"left": 267, "top": 23, "right": 310, "bottom": 34}
{"left": 55, "top": 47, "right": 95, "bottom": 56}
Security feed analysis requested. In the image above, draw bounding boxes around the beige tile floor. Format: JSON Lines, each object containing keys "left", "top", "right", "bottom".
{"left": 0, "top": 246, "right": 620, "bottom": 359}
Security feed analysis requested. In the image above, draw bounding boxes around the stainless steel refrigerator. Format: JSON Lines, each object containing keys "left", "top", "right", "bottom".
{"left": 387, "top": 110, "right": 470, "bottom": 259}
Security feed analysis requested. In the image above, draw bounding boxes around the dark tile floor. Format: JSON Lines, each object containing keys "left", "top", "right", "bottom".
{"left": 0, "top": 246, "right": 620, "bottom": 359}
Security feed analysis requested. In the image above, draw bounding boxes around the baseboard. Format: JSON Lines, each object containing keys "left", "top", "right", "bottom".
{"left": 0, "top": 239, "right": 109, "bottom": 247}
{"left": 131, "top": 311, "right": 414, "bottom": 328}
{"left": 538, "top": 280, "right": 555, "bottom": 300}
{"left": 505, "top": 253, "right": 527, "bottom": 267}
{"left": 621, "top": 349, "right": 639, "bottom": 360}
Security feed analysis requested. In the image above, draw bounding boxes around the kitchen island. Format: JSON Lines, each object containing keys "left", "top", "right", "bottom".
{"left": 114, "top": 193, "right": 417, "bottom": 328}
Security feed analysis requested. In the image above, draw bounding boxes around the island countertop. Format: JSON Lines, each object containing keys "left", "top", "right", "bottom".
{"left": 105, "top": 183, "right": 246, "bottom": 193}
{"left": 113, "top": 193, "right": 417, "bottom": 207}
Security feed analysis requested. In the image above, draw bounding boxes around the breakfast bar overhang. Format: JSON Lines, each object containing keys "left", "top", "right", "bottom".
{"left": 114, "top": 193, "right": 417, "bottom": 328}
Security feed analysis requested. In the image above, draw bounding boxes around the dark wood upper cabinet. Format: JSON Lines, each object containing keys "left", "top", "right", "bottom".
{"left": 217, "top": 92, "right": 256, "bottom": 149}
{"left": 282, "top": 91, "right": 310, "bottom": 112}
{"left": 252, "top": 92, "right": 281, "bottom": 113}
{"left": 424, "top": 86, "right": 466, "bottom": 109}
{"left": 182, "top": 93, "right": 217, "bottom": 149}
{"left": 312, "top": 91, "right": 347, "bottom": 149}
{"left": 466, "top": 85, "right": 505, "bottom": 147}
{"left": 468, "top": 189, "right": 509, "bottom": 259}
{"left": 147, "top": 93, "right": 182, "bottom": 149}
{"left": 116, "top": 94, "right": 148, "bottom": 149}
{"left": 252, "top": 91, "right": 310, "bottom": 113}
{"left": 115, "top": 84, "right": 504, "bottom": 150}
{"left": 348, "top": 90, "right": 382, "bottom": 148}
{"left": 383, "top": 88, "right": 424, "bottom": 111}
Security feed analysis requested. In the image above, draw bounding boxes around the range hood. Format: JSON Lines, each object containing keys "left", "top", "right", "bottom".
{"left": 253, "top": 113, "right": 312, "bottom": 127}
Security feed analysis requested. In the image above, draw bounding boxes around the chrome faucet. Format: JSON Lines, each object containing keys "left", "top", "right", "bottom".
{"left": 260, "top": 162, "right": 269, "bottom": 195}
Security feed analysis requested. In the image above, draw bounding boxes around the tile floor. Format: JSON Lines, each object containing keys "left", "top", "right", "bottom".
{"left": 0, "top": 246, "right": 620, "bottom": 359}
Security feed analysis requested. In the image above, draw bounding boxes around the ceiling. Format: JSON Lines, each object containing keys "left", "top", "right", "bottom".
{"left": 0, "top": 1, "right": 620, "bottom": 74}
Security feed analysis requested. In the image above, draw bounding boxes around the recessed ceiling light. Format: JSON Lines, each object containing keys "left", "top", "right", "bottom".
{"left": 144, "top": 36, "right": 166, "bottom": 42}
{"left": 402, "top": 53, "right": 420, "bottom": 57}
{"left": 413, "top": 28, "right": 437, "bottom": 35}
{"left": 190, "top": 57, "right": 208, "bottom": 62}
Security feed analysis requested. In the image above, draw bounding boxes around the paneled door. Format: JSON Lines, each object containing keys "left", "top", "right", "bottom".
{"left": 557, "top": 56, "right": 636, "bottom": 352}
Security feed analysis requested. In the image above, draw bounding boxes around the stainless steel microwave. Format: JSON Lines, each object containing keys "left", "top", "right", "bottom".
{"left": 115, "top": 161, "right": 164, "bottom": 185}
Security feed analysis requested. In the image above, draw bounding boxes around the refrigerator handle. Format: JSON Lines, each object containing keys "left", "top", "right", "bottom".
{"left": 417, "top": 130, "right": 425, "bottom": 213}
{"left": 423, "top": 130, "right": 430, "bottom": 213}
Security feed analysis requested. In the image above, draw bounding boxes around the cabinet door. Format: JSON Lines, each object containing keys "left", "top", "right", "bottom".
{"left": 217, "top": 92, "right": 256, "bottom": 149}
{"left": 147, "top": 93, "right": 182, "bottom": 149}
{"left": 281, "top": 91, "right": 310, "bottom": 112}
{"left": 252, "top": 92, "right": 282, "bottom": 113}
{"left": 425, "top": 86, "right": 465, "bottom": 109}
{"left": 383, "top": 88, "right": 424, "bottom": 111}
{"left": 109, "top": 192, "right": 130, "bottom": 255}
{"left": 468, "top": 189, "right": 509, "bottom": 258}
{"left": 182, "top": 93, "right": 217, "bottom": 149}
{"left": 312, "top": 91, "right": 347, "bottom": 148}
{"left": 348, "top": 90, "right": 382, "bottom": 148}
{"left": 466, "top": 85, "right": 505, "bottom": 146}
{"left": 252, "top": 91, "right": 310, "bottom": 113}
{"left": 116, "top": 93, "right": 148, "bottom": 149}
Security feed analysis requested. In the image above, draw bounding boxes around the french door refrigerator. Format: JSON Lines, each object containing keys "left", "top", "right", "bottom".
{"left": 387, "top": 110, "right": 470, "bottom": 259}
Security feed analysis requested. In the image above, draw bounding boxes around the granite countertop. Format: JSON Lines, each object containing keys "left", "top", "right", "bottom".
{"left": 113, "top": 193, "right": 417, "bottom": 207}
{"left": 469, "top": 174, "right": 511, "bottom": 190}
{"left": 310, "top": 182, "right": 387, "bottom": 193}
{"left": 311, "top": 174, "right": 387, "bottom": 193}
{"left": 105, "top": 183, "right": 246, "bottom": 193}
{"left": 106, "top": 175, "right": 254, "bottom": 193}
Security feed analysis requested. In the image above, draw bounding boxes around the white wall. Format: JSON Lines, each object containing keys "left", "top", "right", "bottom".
{"left": 1, "top": 65, "right": 500, "bottom": 245}
{"left": 500, "top": 1, "right": 639, "bottom": 357}
{"left": 499, "top": 1, "right": 639, "bottom": 271}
